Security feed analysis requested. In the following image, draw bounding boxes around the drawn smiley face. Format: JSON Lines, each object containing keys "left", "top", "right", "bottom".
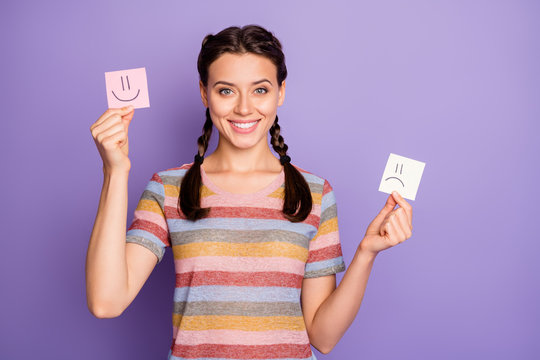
{"left": 385, "top": 162, "right": 405, "bottom": 187}
{"left": 111, "top": 75, "right": 140, "bottom": 102}
{"left": 104, "top": 67, "right": 150, "bottom": 109}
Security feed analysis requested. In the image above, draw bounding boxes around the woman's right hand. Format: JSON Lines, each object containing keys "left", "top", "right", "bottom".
{"left": 90, "top": 106, "right": 135, "bottom": 173}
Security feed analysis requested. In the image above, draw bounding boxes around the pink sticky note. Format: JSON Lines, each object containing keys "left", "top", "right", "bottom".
{"left": 104, "top": 67, "right": 150, "bottom": 109}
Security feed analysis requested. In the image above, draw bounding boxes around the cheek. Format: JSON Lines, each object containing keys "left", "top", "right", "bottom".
{"left": 256, "top": 95, "right": 279, "bottom": 114}
{"left": 208, "top": 93, "right": 279, "bottom": 116}
{"left": 208, "top": 97, "right": 234, "bottom": 116}
{"left": 259, "top": 103, "right": 276, "bottom": 114}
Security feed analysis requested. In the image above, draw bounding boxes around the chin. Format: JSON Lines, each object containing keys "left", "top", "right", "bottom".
{"left": 230, "top": 136, "right": 266, "bottom": 149}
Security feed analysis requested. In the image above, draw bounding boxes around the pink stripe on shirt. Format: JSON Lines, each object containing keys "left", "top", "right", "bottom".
{"left": 175, "top": 256, "right": 306, "bottom": 275}
{"left": 309, "top": 231, "right": 340, "bottom": 251}
{"left": 173, "top": 329, "right": 310, "bottom": 346}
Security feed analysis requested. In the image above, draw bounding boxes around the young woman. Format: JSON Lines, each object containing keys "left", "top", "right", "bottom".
{"left": 87, "top": 24, "right": 413, "bottom": 360}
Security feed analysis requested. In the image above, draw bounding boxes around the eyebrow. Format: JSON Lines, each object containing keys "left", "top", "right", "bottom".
{"left": 213, "top": 79, "right": 273, "bottom": 88}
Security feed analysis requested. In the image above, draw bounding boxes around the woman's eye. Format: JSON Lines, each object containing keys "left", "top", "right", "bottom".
{"left": 219, "top": 88, "right": 267, "bottom": 95}
{"left": 219, "top": 88, "right": 233, "bottom": 95}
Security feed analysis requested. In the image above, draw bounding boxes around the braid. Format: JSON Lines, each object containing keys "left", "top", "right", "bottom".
{"left": 269, "top": 115, "right": 288, "bottom": 156}
{"left": 197, "top": 107, "right": 213, "bottom": 156}
{"left": 179, "top": 108, "right": 213, "bottom": 221}
{"left": 269, "top": 115, "right": 312, "bottom": 222}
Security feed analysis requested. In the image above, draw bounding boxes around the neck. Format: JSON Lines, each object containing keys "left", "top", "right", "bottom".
{"left": 205, "top": 135, "right": 281, "bottom": 173}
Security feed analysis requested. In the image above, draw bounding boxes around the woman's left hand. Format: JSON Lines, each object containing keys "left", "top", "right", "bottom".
{"left": 359, "top": 191, "right": 413, "bottom": 256}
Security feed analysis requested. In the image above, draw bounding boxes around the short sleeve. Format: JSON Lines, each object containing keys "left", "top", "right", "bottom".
{"left": 126, "top": 172, "right": 171, "bottom": 264}
{"left": 303, "top": 179, "right": 346, "bottom": 278}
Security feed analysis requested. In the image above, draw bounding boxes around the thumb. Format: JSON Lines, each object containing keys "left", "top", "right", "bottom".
{"left": 117, "top": 105, "right": 134, "bottom": 115}
{"left": 380, "top": 193, "right": 398, "bottom": 216}
{"left": 121, "top": 106, "right": 135, "bottom": 132}
{"left": 372, "top": 193, "right": 398, "bottom": 224}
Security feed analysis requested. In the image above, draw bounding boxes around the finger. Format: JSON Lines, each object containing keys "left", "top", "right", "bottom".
{"left": 121, "top": 109, "right": 135, "bottom": 135}
{"left": 373, "top": 193, "right": 398, "bottom": 225}
{"left": 383, "top": 218, "right": 400, "bottom": 245}
{"left": 92, "top": 114, "right": 123, "bottom": 138}
{"left": 91, "top": 105, "right": 134, "bottom": 130}
{"left": 122, "top": 109, "right": 135, "bottom": 123}
{"left": 380, "top": 211, "right": 397, "bottom": 235}
{"left": 91, "top": 109, "right": 125, "bottom": 132}
{"left": 95, "top": 124, "right": 125, "bottom": 144}
{"left": 391, "top": 191, "right": 413, "bottom": 228}
{"left": 102, "top": 130, "right": 127, "bottom": 150}
{"left": 395, "top": 208, "right": 412, "bottom": 238}
{"left": 384, "top": 192, "right": 398, "bottom": 211}
{"left": 390, "top": 209, "right": 408, "bottom": 243}
{"left": 380, "top": 219, "right": 388, "bottom": 236}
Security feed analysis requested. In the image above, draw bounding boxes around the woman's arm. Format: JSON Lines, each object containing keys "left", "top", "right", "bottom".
{"left": 86, "top": 107, "right": 158, "bottom": 318}
{"left": 86, "top": 169, "right": 131, "bottom": 317}
{"left": 302, "top": 191, "right": 413, "bottom": 353}
{"left": 85, "top": 169, "right": 159, "bottom": 318}
{"left": 301, "top": 247, "right": 376, "bottom": 354}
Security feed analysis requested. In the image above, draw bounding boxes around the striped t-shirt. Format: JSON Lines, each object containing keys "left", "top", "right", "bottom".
{"left": 126, "top": 162, "right": 346, "bottom": 360}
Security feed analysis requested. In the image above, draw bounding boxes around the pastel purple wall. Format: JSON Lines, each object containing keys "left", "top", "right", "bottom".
{"left": 1, "top": 1, "right": 538, "bottom": 359}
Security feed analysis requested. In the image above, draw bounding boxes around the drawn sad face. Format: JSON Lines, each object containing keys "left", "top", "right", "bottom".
{"left": 104, "top": 67, "right": 150, "bottom": 109}
{"left": 378, "top": 153, "right": 426, "bottom": 201}
{"left": 385, "top": 162, "right": 406, "bottom": 187}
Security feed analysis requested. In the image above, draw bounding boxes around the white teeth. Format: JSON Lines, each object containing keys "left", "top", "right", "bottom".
{"left": 231, "top": 121, "right": 258, "bottom": 129}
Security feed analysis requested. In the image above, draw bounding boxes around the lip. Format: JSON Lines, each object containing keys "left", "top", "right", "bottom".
{"left": 228, "top": 119, "right": 261, "bottom": 134}
{"left": 228, "top": 119, "right": 261, "bottom": 123}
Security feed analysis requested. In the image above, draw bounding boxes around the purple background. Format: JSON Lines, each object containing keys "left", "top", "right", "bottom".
{"left": 1, "top": 0, "right": 539, "bottom": 359}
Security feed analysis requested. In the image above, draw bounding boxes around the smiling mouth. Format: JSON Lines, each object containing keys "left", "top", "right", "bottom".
{"left": 112, "top": 89, "right": 140, "bottom": 102}
{"left": 228, "top": 119, "right": 261, "bottom": 128}
{"left": 385, "top": 177, "right": 405, "bottom": 187}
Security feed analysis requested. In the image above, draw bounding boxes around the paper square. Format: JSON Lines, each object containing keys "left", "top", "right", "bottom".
{"left": 378, "top": 153, "right": 426, "bottom": 201}
{"left": 104, "top": 67, "right": 150, "bottom": 109}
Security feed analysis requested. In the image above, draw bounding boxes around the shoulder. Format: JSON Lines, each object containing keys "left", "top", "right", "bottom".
{"left": 291, "top": 163, "right": 324, "bottom": 184}
{"left": 158, "top": 162, "right": 194, "bottom": 176}
{"left": 148, "top": 163, "right": 195, "bottom": 187}
{"left": 291, "top": 163, "right": 334, "bottom": 197}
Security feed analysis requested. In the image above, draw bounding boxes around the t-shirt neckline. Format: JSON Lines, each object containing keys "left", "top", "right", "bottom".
{"left": 198, "top": 163, "right": 285, "bottom": 199}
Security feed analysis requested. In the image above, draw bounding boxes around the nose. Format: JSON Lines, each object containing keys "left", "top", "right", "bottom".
{"left": 234, "top": 91, "right": 253, "bottom": 115}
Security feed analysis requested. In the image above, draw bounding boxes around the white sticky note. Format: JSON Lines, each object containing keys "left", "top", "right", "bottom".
{"left": 378, "top": 153, "right": 426, "bottom": 201}
{"left": 104, "top": 67, "right": 150, "bottom": 109}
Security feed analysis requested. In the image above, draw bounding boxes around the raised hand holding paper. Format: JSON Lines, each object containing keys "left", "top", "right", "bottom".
{"left": 378, "top": 153, "right": 426, "bottom": 200}
{"left": 104, "top": 67, "right": 150, "bottom": 109}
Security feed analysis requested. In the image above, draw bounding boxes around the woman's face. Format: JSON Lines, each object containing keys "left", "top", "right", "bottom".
{"left": 199, "top": 52, "right": 285, "bottom": 151}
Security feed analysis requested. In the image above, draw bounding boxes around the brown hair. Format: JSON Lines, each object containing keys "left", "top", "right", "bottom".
{"left": 179, "top": 24, "right": 312, "bottom": 223}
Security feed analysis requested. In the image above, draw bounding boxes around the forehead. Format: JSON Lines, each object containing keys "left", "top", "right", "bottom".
{"left": 208, "top": 53, "right": 277, "bottom": 84}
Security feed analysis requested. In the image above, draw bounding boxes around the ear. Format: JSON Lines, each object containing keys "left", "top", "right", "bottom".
{"left": 199, "top": 80, "right": 208, "bottom": 108}
{"left": 277, "top": 80, "right": 286, "bottom": 107}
